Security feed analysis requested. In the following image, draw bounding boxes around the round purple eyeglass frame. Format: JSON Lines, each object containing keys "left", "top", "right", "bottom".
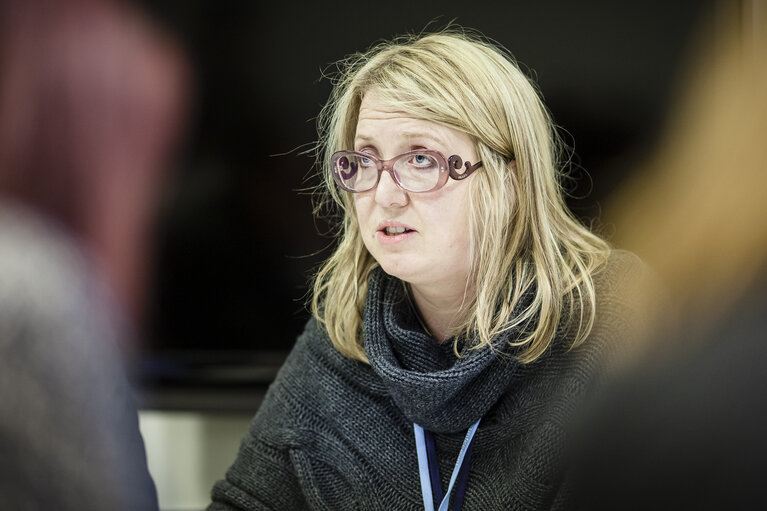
{"left": 330, "top": 149, "right": 482, "bottom": 193}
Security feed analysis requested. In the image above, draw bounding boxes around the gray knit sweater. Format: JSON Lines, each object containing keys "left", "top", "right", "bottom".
{"left": 209, "top": 251, "right": 647, "bottom": 510}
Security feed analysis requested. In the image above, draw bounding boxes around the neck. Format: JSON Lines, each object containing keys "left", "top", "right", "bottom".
{"left": 408, "top": 278, "right": 473, "bottom": 342}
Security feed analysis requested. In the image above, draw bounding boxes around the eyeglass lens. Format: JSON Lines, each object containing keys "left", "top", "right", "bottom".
{"left": 335, "top": 152, "right": 442, "bottom": 192}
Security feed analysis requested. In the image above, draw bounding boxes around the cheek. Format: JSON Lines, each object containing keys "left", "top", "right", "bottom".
{"left": 353, "top": 196, "right": 365, "bottom": 220}
{"left": 353, "top": 194, "right": 375, "bottom": 233}
{"left": 441, "top": 188, "right": 473, "bottom": 247}
{"left": 443, "top": 223, "right": 471, "bottom": 256}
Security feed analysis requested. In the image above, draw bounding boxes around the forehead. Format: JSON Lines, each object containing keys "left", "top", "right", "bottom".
{"left": 354, "top": 91, "right": 469, "bottom": 151}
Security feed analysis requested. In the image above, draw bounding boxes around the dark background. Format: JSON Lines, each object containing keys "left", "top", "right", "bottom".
{"left": 136, "top": 0, "right": 714, "bottom": 390}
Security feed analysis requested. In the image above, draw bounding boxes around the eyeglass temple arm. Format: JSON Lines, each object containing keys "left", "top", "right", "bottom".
{"left": 448, "top": 155, "right": 482, "bottom": 180}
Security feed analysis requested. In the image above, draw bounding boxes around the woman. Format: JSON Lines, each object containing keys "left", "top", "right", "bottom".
{"left": 210, "top": 29, "right": 648, "bottom": 510}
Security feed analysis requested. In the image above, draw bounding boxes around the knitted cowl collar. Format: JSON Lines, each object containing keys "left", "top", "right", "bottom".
{"left": 363, "top": 267, "right": 525, "bottom": 434}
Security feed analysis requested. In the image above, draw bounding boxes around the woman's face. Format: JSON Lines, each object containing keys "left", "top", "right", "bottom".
{"left": 353, "top": 91, "right": 478, "bottom": 292}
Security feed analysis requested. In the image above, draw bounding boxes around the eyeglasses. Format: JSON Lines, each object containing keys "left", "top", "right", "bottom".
{"left": 330, "top": 150, "right": 482, "bottom": 193}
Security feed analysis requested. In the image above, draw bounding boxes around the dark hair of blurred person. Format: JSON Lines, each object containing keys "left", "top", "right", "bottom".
{"left": 0, "top": 0, "right": 187, "bottom": 508}
{"left": 572, "top": 3, "right": 767, "bottom": 509}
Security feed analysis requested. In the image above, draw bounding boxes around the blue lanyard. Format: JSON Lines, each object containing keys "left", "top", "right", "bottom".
{"left": 413, "top": 419, "right": 481, "bottom": 511}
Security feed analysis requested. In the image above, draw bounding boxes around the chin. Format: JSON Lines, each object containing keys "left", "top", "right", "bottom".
{"left": 375, "top": 257, "right": 420, "bottom": 283}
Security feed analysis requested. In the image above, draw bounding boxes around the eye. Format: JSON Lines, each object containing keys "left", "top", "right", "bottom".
{"left": 357, "top": 153, "right": 377, "bottom": 168}
{"left": 407, "top": 153, "right": 436, "bottom": 168}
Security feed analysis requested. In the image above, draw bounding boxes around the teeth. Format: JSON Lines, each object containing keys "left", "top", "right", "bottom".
{"left": 385, "top": 226, "right": 406, "bottom": 235}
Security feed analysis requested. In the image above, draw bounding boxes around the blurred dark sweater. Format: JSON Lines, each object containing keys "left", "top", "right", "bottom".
{"left": 0, "top": 204, "right": 158, "bottom": 511}
{"left": 572, "top": 273, "right": 767, "bottom": 510}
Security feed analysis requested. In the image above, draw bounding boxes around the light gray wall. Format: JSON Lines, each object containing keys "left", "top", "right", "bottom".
{"left": 139, "top": 411, "right": 252, "bottom": 511}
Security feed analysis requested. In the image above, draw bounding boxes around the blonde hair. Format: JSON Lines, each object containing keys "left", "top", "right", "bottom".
{"left": 311, "top": 29, "right": 610, "bottom": 363}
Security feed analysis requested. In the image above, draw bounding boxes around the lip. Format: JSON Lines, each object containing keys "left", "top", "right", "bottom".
{"left": 375, "top": 220, "right": 417, "bottom": 244}
{"left": 376, "top": 220, "right": 416, "bottom": 231}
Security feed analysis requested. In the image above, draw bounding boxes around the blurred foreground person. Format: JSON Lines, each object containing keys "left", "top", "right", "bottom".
{"left": 0, "top": 0, "right": 187, "bottom": 509}
{"left": 573, "top": 5, "right": 767, "bottom": 509}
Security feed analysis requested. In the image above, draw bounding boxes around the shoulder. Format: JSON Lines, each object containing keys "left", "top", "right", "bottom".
{"left": 0, "top": 205, "right": 158, "bottom": 509}
{"left": 593, "top": 249, "right": 654, "bottom": 294}
{"left": 250, "top": 317, "right": 383, "bottom": 445}
{"left": 0, "top": 204, "right": 91, "bottom": 301}
{"left": 584, "top": 249, "right": 667, "bottom": 371}
{"left": 0, "top": 204, "right": 125, "bottom": 369}
{"left": 499, "top": 251, "right": 659, "bottom": 421}
{"left": 276, "top": 317, "right": 374, "bottom": 389}
{"left": 591, "top": 249, "right": 663, "bottom": 318}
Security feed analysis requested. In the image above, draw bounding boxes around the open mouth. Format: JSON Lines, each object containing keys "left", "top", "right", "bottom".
{"left": 382, "top": 226, "right": 414, "bottom": 236}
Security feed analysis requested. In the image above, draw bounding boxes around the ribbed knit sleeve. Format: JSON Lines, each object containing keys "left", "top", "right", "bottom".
{"left": 208, "top": 440, "right": 307, "bottom": 510}
{"left": 208, "top": 319, "right": 368, "bottom": 510}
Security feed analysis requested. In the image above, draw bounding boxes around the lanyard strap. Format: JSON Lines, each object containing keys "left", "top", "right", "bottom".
{"left": 413, "top": 419, "right": 481, "bottom": 511}
{"left": 424, "top": 429, "right": 444, "bottom": 505}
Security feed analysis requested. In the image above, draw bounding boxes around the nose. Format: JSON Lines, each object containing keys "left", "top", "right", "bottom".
{"left": 374, "top": 168, "right": 408, "bottom": 208}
